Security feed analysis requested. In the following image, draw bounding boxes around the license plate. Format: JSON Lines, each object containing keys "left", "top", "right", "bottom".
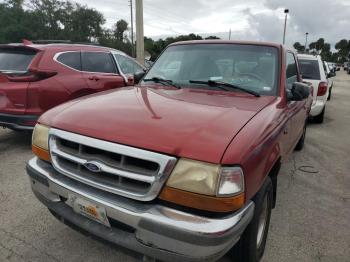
{"left": 68, "top": 194, "right": 111, "bottom": 227}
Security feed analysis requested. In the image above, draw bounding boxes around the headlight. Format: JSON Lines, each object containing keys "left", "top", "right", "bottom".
{"left": 165, "top": 158, "right": 244, "bottom": 197}
{"left": 159, "top": 158, "right": 245, "bottom": 212}
{"left": 32, "top": 124, "right": 51, "bottom": 162}
{"left": 217, "top": 167, "right": 244, "bottom": 196}
{"left": 166, "top": 158, "right": 220, "bottom": 195}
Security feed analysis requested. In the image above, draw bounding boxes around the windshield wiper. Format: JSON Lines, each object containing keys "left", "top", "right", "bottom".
{"left": 143, "top": 77, "right": 181, "bottom": 89}
{"left": 189, "top": 80, "right": 260, "bottom": 97}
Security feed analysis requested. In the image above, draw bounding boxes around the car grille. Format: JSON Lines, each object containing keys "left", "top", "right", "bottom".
{"left": 49, "top": 129, "right": 177, "bottom": 201}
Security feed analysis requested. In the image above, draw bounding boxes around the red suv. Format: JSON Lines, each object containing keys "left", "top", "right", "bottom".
{"left": 0, "top": 42, "right": 146, "bottom": 130}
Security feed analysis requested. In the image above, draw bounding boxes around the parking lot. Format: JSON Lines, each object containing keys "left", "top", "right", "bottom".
{"left": 0, "top": 71, "right": 349, "bottom": 262}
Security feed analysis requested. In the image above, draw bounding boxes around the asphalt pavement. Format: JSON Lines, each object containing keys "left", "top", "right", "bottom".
{"left": 0, "top": 71, "right": 349, "bottom": 262}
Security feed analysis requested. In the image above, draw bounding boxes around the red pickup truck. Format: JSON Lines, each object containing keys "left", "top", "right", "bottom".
{"left": 27, "top": 40, "right": 311, "bottom": 262}
{"left": 0, "top": 42, "right": 145, "bottom": 130}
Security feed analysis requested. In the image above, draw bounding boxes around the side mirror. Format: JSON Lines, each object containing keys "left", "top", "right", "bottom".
{"left": 327, "top": 72, "right": 335, "bottom": 78}
{"left": 288, "top": 82, "right": 310, "bottom": 101}
{"left": 134, "top": 71, "right": 146, "bottom": 84}
{"left": 126, "top": 74, "right": 135, "bottom": 86}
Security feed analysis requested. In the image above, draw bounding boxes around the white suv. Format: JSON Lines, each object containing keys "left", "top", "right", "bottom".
{"left": 297, "top": 54, "right": 329, "bottom": 123}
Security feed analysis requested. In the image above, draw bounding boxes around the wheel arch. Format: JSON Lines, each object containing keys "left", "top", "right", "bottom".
{"left": 267, "top": 157, "right": 281, "bottom": 209}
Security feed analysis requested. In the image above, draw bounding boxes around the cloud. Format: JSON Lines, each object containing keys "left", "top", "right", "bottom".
{"left": 75, "top": 0, "right": 350, "bottom": 48}
{"left": 251, "top": 0, "right": 350, "bottom": 46}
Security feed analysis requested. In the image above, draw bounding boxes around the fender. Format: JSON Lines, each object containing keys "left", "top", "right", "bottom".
{"left": 221, "top": 98, "right": 286, "bottom": 201}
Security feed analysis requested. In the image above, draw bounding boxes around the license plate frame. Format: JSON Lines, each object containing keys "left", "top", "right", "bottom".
{"left": 68, "top": 194, "right": 111, "bottom": 228}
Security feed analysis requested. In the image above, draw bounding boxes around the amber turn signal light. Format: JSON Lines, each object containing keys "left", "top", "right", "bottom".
{"left": 32, "top": 145, "right": 51, "bottom": 162}
{"left": 159, "top": 186, "right": 245, "bottom": 213}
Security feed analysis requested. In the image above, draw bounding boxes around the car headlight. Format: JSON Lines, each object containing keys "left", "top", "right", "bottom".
{"left": 32, "top": 124, "right": 51, "bottom": 162}
{"left": 217, "top": 167, "right": 245, "bottom": 196}
{"left": 165, "top": 158, "right": 221, "bottom": 195}
{"left": 159, "top": 158, "right": 245, "bottom": 212}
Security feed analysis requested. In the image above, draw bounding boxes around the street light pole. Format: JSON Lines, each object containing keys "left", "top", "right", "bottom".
{"left": 282, "top": 9, "right": 289, "bottom": 45}
{"left": 304, "top": 32, "right": 309, "bottom": 52}
{"left": 129, "top": 0, "right": 135, "bottom": 57}
{"left": 136, "top": 0, "right": 144, "bottom": 65}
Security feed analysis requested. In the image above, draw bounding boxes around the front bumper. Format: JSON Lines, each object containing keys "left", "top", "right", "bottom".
{"left": 27, "top": 157, "right": 255, "bottom": 262}
{"left": 0, "top": 113, "right": 37, "bottom": 130}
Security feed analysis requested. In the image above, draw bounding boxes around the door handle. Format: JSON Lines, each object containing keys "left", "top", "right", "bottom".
{"left": 88, "top": 76, "right": 100, "bottom": 81}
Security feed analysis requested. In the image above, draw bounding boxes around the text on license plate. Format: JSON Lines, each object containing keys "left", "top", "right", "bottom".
{"left": 68, "top": 194, "right": 111, "bottom": 227}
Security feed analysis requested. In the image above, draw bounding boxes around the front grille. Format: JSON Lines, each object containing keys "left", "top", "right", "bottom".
{"left": 49, "top": 129, "right": 177, "bottom": 201}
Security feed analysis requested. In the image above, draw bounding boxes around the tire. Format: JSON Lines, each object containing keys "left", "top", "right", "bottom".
{"left": 327, "top": 86, "right": 332, "bottom": 101}
{"left": 231, "top": 177, "right": 273, "bottom": 262}
{"left": 313, "top": 107, "right": 325, "bottom": 124}
{"left": 295, "top": 123, "right": 307, "bottom": 151}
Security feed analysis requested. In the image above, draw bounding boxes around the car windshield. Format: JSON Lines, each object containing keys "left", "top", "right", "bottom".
{"left": 0, "top": 49, "right": 37, "bottom": 72}
{"left": 142, "top": 44, "right": 279, "bottom": 96}
{"left": 298, "top": 59, "right": 321, "bottom": 80}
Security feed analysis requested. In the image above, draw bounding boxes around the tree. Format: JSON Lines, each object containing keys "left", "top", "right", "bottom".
{"left": 309, "top": 38, "right": 325, "bottom": 54}
{"left": 335, "top": 39, "right": 350, "bottom": 63}
{"left": 205, "top": 36, "right": 220, "bottom": 40}
{"left": 114, "top": 19, "right": 128, "bottom": 41}
{"left": 98, "top": 20, "right": 132, "bottom": 55}
{"left": 0, "top": 0, "right": 105, "bottom": 43}
{"left": 64, "top": 3, "right": 105, "bottom": 42}
{"left": 144, "top": 34, "right": 203, "bottom": 61}
{"left": 0, "top": 0, "right": 31, "bottom": 43}
{"left": 293, "top": 42, "right": 305, "bottom": 52}
{"left": 320, "top": 43, "right": 332, "bottom": 61}
{"left": 1, "top": 0, "right": 349, "bottom": 64}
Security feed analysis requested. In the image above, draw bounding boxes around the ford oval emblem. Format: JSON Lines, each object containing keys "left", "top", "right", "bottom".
{"left": 84, "top": 162, "right": 102, "bottom": 173}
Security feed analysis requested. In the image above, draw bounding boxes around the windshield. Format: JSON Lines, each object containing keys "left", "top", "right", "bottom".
{"left": 142, "top": 44, "right": 279, "bottom": 96}
{"left": 0, "top": 49, "right": 37, "bottom": 72}
{"left": 298, "top": 59, "right": 321, "bottom": 80}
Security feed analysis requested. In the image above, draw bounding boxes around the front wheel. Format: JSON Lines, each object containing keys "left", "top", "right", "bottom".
{"left": 295, "top": 123, "right": 307, "bottom": 151}
{"left": 231, "top": 177, "right": 273, "bottom": 262}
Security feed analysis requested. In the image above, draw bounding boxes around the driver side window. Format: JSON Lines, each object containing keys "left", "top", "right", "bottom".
{"left": 115, "top": 54, "right": 144, "bottom": 75}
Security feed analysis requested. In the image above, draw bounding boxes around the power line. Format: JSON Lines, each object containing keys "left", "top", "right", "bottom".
{"left": 143, "top": 5, "right": 191, "bottom": 26}
{"left": 144, "top": 4, "right": 192, "bottom": 23}
{"left": 146, "top": 23, "right": 183, "bottom": 35}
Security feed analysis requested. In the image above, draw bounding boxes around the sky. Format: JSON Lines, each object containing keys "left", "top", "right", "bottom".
{"left": 75, "top": 0, "right": 350, "bottom": 48}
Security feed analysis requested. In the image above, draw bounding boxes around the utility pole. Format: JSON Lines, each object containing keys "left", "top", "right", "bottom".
{"left": 229, "top": 29, "right": 231, "bottom": 40}
{"left": 129, "top": 0, "right": 134, "bottom": 57}
{"left": 136, "top": 0, "right": 144, "bottom": 65}
{"left": 282, "top": 9, "right": 289, "bottom": 45}
{"left": 304, "top": 32, "right": 309, "bottom": 52}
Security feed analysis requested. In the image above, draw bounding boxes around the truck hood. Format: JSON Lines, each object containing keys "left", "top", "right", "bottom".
{"left": 41, "top": 86, "right": 276, "bottom": 163}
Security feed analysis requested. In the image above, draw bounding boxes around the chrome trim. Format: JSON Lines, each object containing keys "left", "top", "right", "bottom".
{"left": 51, "top": 147, "right": 156, "bottom": 184}
{"left": 28, "top": 157, "right": 255, "bottom": 260}
{"left": 110, "top": 51, "right": 145, "bottom": 84}
{"left": 111, "top": 51, "right": 128, "bottom": 83}
{"left": 53, "top": 51, "right": 122, "bottom": 76}
{"left": 49, "top": 128, "right": 177, "bottom": 201}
